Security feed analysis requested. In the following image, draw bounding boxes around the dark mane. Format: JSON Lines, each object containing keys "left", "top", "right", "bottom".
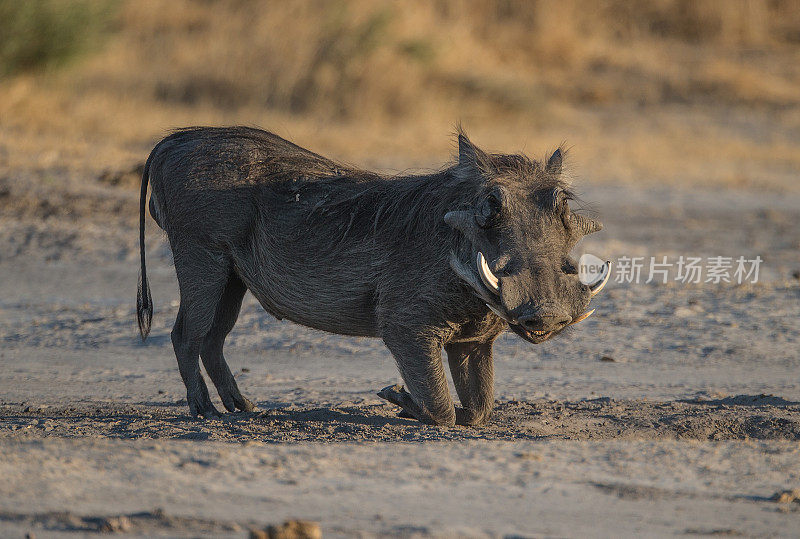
{"left": 273, "top": 135, "right": 573, "bottom": 243}
{"left": 299, "top": 167, "right": 477, "bottom": 242}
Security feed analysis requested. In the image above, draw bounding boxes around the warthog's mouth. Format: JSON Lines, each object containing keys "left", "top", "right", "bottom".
{"left": 509, "top": 325, "right": 553, "bottom": 344}
{"left": 504, "top": 307, "right": 597, "bottom": 343}
{"left": 474, "top": 252, "right": 610, "bottom": 343}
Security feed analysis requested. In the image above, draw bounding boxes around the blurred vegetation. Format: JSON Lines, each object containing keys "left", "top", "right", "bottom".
{"left": 0, "top": 0, "right": 799, "bottom": 187}
{"left": 1, "top": 0, "right": 798, "bottom": 115}
{"left": 0, "top": 0, "right": 115, "bottom": 77}
{"left": 86, "top": 0, "right": 798, "bottom": 121}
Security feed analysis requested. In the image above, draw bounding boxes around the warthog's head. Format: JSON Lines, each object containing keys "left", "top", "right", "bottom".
{"left": 445, "top": 133, "right": 608, "bottom": 344}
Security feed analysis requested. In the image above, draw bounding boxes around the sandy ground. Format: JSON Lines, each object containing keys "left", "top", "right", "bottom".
{"left": 1, "top": 159, "right": 800, "bottom": 537}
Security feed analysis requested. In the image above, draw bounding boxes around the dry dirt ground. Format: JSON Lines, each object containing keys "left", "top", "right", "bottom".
{"left": 1, "top": 149, "right": 799, "bottom": 537}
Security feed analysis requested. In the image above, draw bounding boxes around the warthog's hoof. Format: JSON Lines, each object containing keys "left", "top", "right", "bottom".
{"left": 378, "top": 384, "right": 422, "bottom": 421}
{"left": 217, "top": 384, "right": 257, "bottom": 413}
{"left": 187, "top": 387, "right": 222, "bottom": 420}
{"left": 236, "top": 395, "right": 256, "bottom": 413}
{"left": 377, "top": 384, "right": 413, "bottom": 409}
{"left": 377, "top": 384, "right": 455, "bottom": 426}
{"left": 189, "top": 400, "right": 222, "bottom": 420}
{"left": 454, "top": 407, "right": 491, "bottom": 427}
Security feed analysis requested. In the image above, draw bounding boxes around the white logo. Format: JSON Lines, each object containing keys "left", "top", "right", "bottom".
{"left": 579, "top": 253, "right": 608, "bottom": 285}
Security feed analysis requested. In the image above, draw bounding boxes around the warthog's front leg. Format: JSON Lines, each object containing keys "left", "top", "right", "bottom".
{"left": 444, "top": 341, "right": 494, "bottom": 426}
{"left": 380, "top": 329, "right": 456, "bottom": 426}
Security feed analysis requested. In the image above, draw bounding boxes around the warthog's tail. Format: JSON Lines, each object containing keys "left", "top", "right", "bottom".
{"left": 137, "top": 155, "right": 153, "bottom": 340}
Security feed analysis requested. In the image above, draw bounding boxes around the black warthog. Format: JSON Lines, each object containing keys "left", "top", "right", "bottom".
{"left": 137, "top": 126, "right": 608, "bottom": 426}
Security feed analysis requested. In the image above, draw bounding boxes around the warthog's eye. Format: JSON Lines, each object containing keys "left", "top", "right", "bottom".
{"left": 475, "top": 192, "right": 502, "bottom": 229}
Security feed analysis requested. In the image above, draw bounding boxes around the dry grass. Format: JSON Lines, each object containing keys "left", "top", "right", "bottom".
{"left": 0, "top": 0, "right": 799, "bottom": 189}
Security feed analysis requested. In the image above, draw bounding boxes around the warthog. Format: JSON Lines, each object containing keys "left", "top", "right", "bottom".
{"left": 137, "top": 126, "right": 608, "bottom": 426}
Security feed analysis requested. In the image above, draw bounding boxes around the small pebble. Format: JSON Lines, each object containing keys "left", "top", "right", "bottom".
{"left": 771, "top": 489, "right": 800, "bottom": 503}
{"left": 514, "top": 451, "right": 542, "bottom": 461}
{"left": 101, "top": 516, "right": 132, "bottom": 533}
{"left": 250, "top": 520, "right": 322, "bottom": 539}
{"left": 599, "top": 355, "right": 616, "bottom": 362}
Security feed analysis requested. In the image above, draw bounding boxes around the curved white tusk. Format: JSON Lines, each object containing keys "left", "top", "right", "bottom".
{"left": 570, "top": 308, "right": 595, "bottom": 325}
{"left": 589, "top": 261, "right": 611, "bottom": 297}
{"left": 476, "top": 252, "right": 500, "bottom": 294}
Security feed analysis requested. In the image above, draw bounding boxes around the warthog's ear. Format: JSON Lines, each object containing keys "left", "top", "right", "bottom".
{"left": 458, "top": 134, "right": 478, "bottom": 166}
{"left": 546, "top": 149, "right": 562, "bottom": 176}
{"left": 456, "top": 132, "right": 488, "bottom": 177}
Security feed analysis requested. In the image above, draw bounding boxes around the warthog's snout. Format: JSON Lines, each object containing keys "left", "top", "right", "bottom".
{"left": 517, "top": 309, "right": 572, "bottom": 334}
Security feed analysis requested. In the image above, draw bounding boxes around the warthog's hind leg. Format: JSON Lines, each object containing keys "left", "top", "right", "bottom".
{"left": 200, "top": 273, "right": 255, "bottom": 413}
{"left": 171, "top": 307, "right": 221, "bottom": 419}
{"left": 445, "top": 341, "right": 494, "bottom": 426}
{"left": 170, "top": 251, "right": 232, "bottom": 419}
{"left": 380, "top": 330, "right": 456, "bottom": 426}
